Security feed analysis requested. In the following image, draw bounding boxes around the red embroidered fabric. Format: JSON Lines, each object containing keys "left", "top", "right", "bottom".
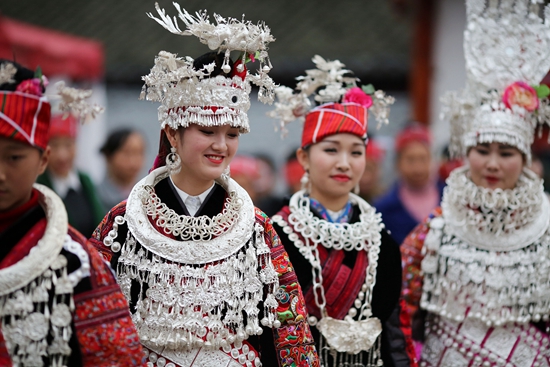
{"left": 400, "top": 208, "right": 441, "bottom": 318}
{"left": 0, "top": 188, "right": 40, "bottom": 233}
{"left": 399, "top": 298, "right": 419, "bottom": 367}
{"left": 0, "top": 193, "right": 145, "bottom": 366}
{"left": 0, "top": 92, "right": 51, "bottom": 150}
{"left": 301, "top": 102, "right": 367, "bottom": 148}
{"left": 73, "top": 240, "right": 144, "bottom": 366}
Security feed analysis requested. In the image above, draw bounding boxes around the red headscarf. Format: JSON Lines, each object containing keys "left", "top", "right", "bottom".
{"left": 395, "top": 124, "right": 431, "bottom": 153}
{"left": 301, "top": 102, "right": 368, "bottom": 148}
{"left": 285, "top": 158, "right": 305, "bottom": 188}
{"left": 230, "top": 155, "right": 260, "bottom": 179}
{"left": 0, "top": 91, "right": 51, "bottom": 150}
{"left": 48, "top": 114, "right": 78, "bottom": 139}
{"left": 366, "top": 139, "right": 385, "bottom": 163}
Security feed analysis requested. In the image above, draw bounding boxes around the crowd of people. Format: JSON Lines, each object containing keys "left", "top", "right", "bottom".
{"left": 1, "top": 0, "right": 550, "bottom": 366}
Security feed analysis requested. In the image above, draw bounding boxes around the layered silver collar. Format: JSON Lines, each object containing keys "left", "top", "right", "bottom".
{"left": 0, "top": 184, "right": 67, "bottom": 295}
{"left": 283, "top": 190, "right": 383, "bottom": 252}
{"left": 118, "top": 167, "right": 280, "bottom": 352}
{"left": 421, "top": 167, "right": 550, "bottom": 326}
{"left": 125, "top": 167, "right": 256, "bottom": 264}
{"left": 441, "top": 166, "right": 549, "bottom": 251}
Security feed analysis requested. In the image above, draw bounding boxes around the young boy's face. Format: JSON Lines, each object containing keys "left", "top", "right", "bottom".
{"left": 0, "top": 137, "right": 49, "bottom": 212}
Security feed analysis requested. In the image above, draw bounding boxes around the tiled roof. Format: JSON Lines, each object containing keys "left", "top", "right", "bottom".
{"left": 1, "top": 0, "right": 412, "bottom": 87}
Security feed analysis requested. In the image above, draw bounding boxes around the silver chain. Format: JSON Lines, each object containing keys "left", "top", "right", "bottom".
{"left": 305, "top": 230, "right": 380, "bottom": 321}
{"left": 140, "top": 184, "right": 243, "bottom": 240}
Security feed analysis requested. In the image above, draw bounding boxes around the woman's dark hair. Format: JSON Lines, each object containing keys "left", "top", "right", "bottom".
{"left": 0, "top": 59, "right": 42, "bottom": 92}
{"left": 100, "top": 128, "right": 140, "bottom": 158}
{"left": 152, "top": 52, "right": 234, "bottom": 170}
{"left": 192, "top": 52, "right": 234, "bottom": 78}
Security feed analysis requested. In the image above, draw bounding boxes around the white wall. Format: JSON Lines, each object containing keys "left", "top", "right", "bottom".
{"left": 75, "top": 83, "right": 107, "bottom": 183}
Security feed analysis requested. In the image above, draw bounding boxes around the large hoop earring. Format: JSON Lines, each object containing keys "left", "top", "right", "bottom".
{"left": 166, "top": 147, "right": 181, "bottom": 174}
{"left": 300, "top": 171, "right": 310, "bottom": 192}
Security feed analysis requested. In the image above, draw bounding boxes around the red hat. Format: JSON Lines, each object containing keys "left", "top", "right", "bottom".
{"left": 285, "top": 158, "right": 305, "bottom": 188}
{"left": 301, "top": 102, "right": 368, "bottom": 148}
{"left": 269, "top": 57, "right": 393, "bottom": 147}
{"left": 0, "top": 91, "right": 51, "bottom": 150}
{"left": 395, "top": 124, "right": 431, "bottom": 153}
{"left": 366, "top": 139, "right": 385, "bottom": 163}
{"left": 49, "top": 114, "right": 78, "bottom": 139}
{"left": 230, "top": 155, "right": 260, "bottom": 179}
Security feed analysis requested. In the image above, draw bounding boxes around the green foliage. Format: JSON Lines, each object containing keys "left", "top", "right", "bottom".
{"left": 362, "top": 84, "right": 375, "bottom": 95}
{"left": 533, "top": 84, "right": 550, "bottom": 99}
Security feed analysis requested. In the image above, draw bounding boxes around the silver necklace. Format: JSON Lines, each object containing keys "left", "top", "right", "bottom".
{"left": 273, "top": 190, "right": 384, "bottom": 359}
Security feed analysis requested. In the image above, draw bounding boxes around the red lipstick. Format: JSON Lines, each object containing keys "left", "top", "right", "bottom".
{"left": 205, "top": 154, "right": 224, "bottom": 164}
{"left": 332, "top": 174, "right": 351, "bottom": 182}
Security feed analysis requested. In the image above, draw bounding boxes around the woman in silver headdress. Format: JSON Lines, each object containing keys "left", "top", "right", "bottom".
{"left": 269, "top": 55, "right": 415, "bottom": 367}
{"left": 89, "top": 4, "right": 319, "bottom": 367}
{"left": 401, "top": 1, "right": 550, "bottom": 365}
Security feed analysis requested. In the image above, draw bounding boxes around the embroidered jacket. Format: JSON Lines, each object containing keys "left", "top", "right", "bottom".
{"left": 401, "top": 207, "right": 550, "bottom": 366}
{"left": 89, "top": 175, "right": 319, "bottom": 367}
{"left": 0, "top": 185, "right": 144, "bottom": 367}
{"left": 273, "top": 202, "right": 415, "bottom": 367}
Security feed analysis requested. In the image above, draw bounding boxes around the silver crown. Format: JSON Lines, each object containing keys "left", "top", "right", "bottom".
{"left": 267, "top": 55, "right": 394, "bottom": 136}
{"left": 443, "top": 0, "right": 550, "bottom": 163}
{"left": 140, "top": 3, "right": 276, "bottom": 133}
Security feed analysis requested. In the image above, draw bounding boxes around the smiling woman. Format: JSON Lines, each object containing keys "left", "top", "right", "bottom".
{"left": 269, "top": 55, "right": 414, "bottom": 367}
{"left": 164, "top": 124, "right": 240, "bottom": 196}
{"left": 297, "top": 134, "right": 366, "bottom": 211}
{"left": 88, "top": 4, "right": 319, "bottom": 367}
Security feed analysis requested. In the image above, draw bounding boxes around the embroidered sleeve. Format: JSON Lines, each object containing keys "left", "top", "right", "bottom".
{"left": 88, "top": 201, "right": 127, "bottom": 263}
{"left": 398, "top": 298, "right": 419, "bottom": 367}
{"left": 256, "top": 209, "right": 320, "bottom": 367}
{"left": 70, "top": 231, "right": 145, "bottom": 366}
{"left": 400, "top": 207, "right": 442, "bottom": 318}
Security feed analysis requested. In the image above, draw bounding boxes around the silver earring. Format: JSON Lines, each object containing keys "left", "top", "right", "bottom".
{"left": 354, "top": 183, "right": 360, "bottom": 195}
{"left": 166, "top": 147, "right": 181, "bottom": 174}
{"left": 221, "top": 166, "right": 231, "bottom": 182}
{"left": 300, "top": 171, "right": 310, "bottom": 192}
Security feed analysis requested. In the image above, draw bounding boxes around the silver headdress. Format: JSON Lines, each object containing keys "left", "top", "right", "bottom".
{"left": 267, "top": 55, "right": 394, "bottom": 137}
{"left": 140, "top": 2, "right": 276, "bottom": 133}
{"left": 55, "top": 81, "right": 104, "bottom": 121}
{"left": 443, "top": 0, "right": 550, "bottom": 163}
{"left": 0, "top": 63, "right": 17, "bottom": 85}
{"left": 0, "top": 61, "right": 103, "bottom": 121}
